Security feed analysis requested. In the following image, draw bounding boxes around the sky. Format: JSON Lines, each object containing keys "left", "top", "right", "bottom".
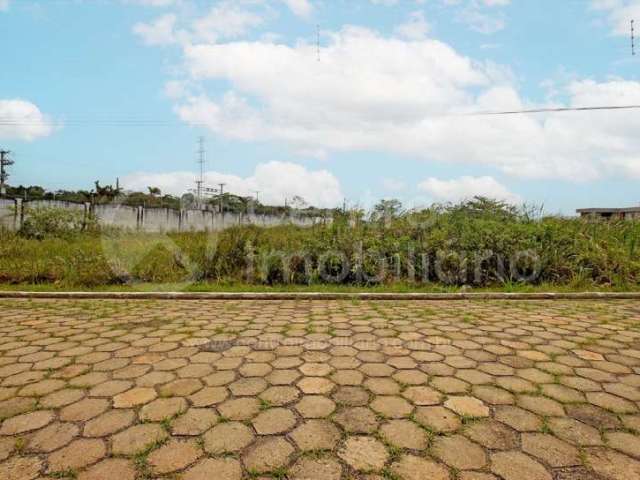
{"left": 1, "top": 0, "right": 640, "bottom": 213}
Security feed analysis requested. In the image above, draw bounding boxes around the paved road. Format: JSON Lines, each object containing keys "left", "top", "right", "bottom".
{"left": 0, "top": 299, "right": 639, "bottom": 480}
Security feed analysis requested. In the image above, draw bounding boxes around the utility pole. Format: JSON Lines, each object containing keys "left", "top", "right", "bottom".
{"left": 196, "top": 137, "right": 206, "bottom": 208}
{"left": 218, "top": 183, "right": 226, "bottom": 213}
{"left": 254, "top": 190, "right": 260, "bottom": 203}
{"left": 0, "top": 150, "right": 14, "bottom": 197}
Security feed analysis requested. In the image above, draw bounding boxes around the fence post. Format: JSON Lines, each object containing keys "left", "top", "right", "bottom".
{"left": 83, "top": 202, "right": 91, "bottom": 230}
{"left": 14, "top": 198, "right": 23, "bottom": 231}
{"left": 137, "top": 206, "right": 144, "bottom": 230}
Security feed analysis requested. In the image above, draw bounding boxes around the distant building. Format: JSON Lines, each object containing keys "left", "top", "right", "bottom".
{"left": 576, "top": 207, "right": 640, "bottom": 220}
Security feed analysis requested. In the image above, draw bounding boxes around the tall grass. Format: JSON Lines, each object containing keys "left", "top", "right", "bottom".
{"left": 1, "top": 199, "right": 639, "bottom": 289}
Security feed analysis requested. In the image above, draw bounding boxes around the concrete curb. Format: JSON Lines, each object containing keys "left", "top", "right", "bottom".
{"left": 1, "top": 291, "right": 639, "bottom": 301}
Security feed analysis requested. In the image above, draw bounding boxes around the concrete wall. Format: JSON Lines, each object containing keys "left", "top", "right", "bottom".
{"left": 0, "top": 198, "right": 327, "bottom": 232}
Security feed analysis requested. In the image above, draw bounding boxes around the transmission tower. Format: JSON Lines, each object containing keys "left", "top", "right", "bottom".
{"left": 195, "top": 136, "right": 206, "bottom": 207}
{"left": 0, "top": 150, "right": 14, "bottom": 197}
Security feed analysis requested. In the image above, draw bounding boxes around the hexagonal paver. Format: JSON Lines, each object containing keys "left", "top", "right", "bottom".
{"left": 402, "top": 386, "right": 443, "bottom": 405}
{"left": 183, "top": 458, "right": 242, "bottom": 480}
{"left": 260, "top": 386, "right": 300, "bottom": 406}
{"left": 84, "top": 409, "right": 135, "bottom": 437}
{"left": 0, "top": 456, "right": 43, "bottom": 480}
{"left": 171, "top": 408, "right": 218, "bottom": 435}
{"left": 547, "top": 417, "right": 602, "bottom": 446}
{"left": 2, "top": 297, "right": 640, "bottom": 480}
{"left": 290, "top": 420, "right": 341, "bottom": 451}
{"left": 369, "top": 394, "right": 414, "bottom": 418}
{"left": 229, "top": 377, "right": 268, "bottom": 396}
{"left": 338, "top": 436, "right": 389, "bottom": 472}
{"left": 243, "top": 437, "right": 295, "bottom": 473}
{"left": 218, "top": 398, "right": 261, "bottom": 420}
{"left": 113, "top": 387, "right": 156, "bottom": 408}
{"left": 203, "top": 422, "right": 254, "bottom": 454}
{"left": 491, "top": 451, "right": 552, "bottom": 480}
{"left": 298, "top": 377, "right": 335, "bottom": 394}
{"left": 0, "top": 410, "right": 54, "bottom": 435}
{"left": 495, "top": 406, "right": 542, "bottom": 432}
{"left": 334, "top": 406, "right": 379, "bottom": 433}
{"left": 432, "top": 434, "right": 487, "bottom": 470}
{"left": 604, "top": 432, "right": 640, "bottom": 458}
{"left": 522, "top": 433, "right": 581, "bottom": 467}
{"left": 252, "top": 407, "right": 296, "bottom": 435}
{"left": 464, "top": 420, "right": 519, "bottom": 450}
{"left": 27, "top": 422, "right": 79, "bottom": 453}
{"left": 390, "top": 455, "right": 450, "bottom": 480}
{"left": 585, "top": 447, "right": 640, "bottom": 480}
{"left": 47, "top": 438, "right": 106, "bottom": 473}
{"left": 139, "top": 397, "right": 187, "bottom": 421}
{"left": 444, "top": 396, "right": 490, "bottom": 418}
{"left": 289, "top": 457, "right": 342, "bottom": 480}
{"left": 380, "top": 420, "right": 428, "bottom": 450}
{"left": 295, "top": 395, "right": 336, "bottom": 418}
{"left": 77, "top": 458, "right": 136, "bottom": 480}
{"left": 148, "top": 439, "right": 202, "bottom": 474}
{"left": 111, "top": 424, "right": 167, "bottom": 455}
{"left": 414, "top": 406, "right": 461, "bottom": 433}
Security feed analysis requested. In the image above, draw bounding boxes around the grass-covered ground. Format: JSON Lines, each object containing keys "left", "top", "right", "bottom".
{"left": 1, "top": 198, "right": 639, "bottom": 291}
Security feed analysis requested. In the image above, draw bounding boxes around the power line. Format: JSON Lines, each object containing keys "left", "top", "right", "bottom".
{"left": 2, "top": 103, "right": 640, "bottom": 129}
{"left": 470, "top": 104, "right": 640, "bottom": 116}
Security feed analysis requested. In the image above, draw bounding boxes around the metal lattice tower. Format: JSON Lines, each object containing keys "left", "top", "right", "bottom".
{"left": 195, "top": 137, "right": 206, "bottom": 206}
{"left": 0, "top": 150, "right": 14, "bottom": 197}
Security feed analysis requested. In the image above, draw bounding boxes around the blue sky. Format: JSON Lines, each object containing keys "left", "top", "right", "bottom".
{"left": 1, "top": 0, "right": 640, "bottom": 213}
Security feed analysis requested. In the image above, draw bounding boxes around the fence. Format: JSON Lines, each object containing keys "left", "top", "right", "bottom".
{"left": 0, "top": 198, "right": 326, "bottom": 232}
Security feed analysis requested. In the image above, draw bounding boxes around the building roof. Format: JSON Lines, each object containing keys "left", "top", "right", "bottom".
{"left": 576, "top": 207, "right": 640, "bottom": 214}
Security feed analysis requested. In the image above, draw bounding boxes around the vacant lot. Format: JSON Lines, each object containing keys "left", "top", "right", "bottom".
{"left": 0, "top": 299, "right": 639, "bottom": 479}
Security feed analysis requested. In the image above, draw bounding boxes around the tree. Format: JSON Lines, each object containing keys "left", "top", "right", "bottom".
{"left": 371, "top": 199, "right": 403, "bottom": 222}
{"left": 93, "top": 181, "right": 120, "bottom": 202}
{"left": 148, "top": 187, "right": 161, "bottom": 196}
{"left": 290, "top": 195, "right": 308, "bottom": 210}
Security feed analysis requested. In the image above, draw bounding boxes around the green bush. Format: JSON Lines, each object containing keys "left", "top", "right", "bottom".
{"left": 1, "top": 198, "right": 639, "bottom": 289}
{"left": 20, "top": 206, "right": 98, "bottom": 240}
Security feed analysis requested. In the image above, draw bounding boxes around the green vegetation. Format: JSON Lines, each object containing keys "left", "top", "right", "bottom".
{"left": 4, "top": 182, "right": 335, "bottom": 216}
{"left": 1, "top": 197, "right": 639, "bottom": 290}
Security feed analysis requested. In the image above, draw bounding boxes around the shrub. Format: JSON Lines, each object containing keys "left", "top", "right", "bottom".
{"left": 20, "top": 206, "right": 98, "bottom": 240}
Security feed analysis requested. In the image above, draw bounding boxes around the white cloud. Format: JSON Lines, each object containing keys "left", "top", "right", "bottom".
{"left": 0, "top": 0, "right": 9, "bottom": 12}
{"left": 457, "top": 6, "right": 505, "bottom": 34}
{"left": 0, "top": 99, "right": 55, "bottom": 141}
{"left": 122, "top": 161, "right": 343, "bottom": 207}
{"left": 133, "top": 14, "right": 177, "bottom": 46}
{"left": 173, "top": 26, "right": 640, "bottom": 181}
{"left": 419, "top": 176, "right": 521, "bottom": 203}
{"left": 125, "top": 0, "right": 176, "bottom": 6}
{"left": 281, "top": 0, "right": 313, "bottom": 18}
{"left": 482, "top": 0, "right": 510, "bottom": 6}
{"left": 591, "top": 0, "right": 640, "bottom": 35}
{"left": 192, "top": 3, "right": 264, "bottom": 43}
{"left": 395, "top": 11, "right": 430, "bottom": 40}
{"left": 164, "top": 80, "right": 189, "bottom": 99}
